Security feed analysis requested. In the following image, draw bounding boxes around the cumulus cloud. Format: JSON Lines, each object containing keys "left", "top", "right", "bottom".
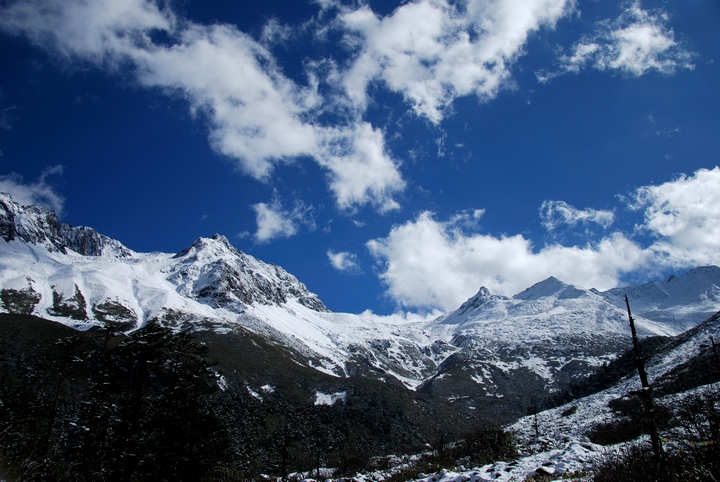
{"left": 132, "top": 23, "right": 323, "bottom": 180}
{"left": 541, "top": 1, "right": 694, "bottom": 81}
{"left": 368, "top": 167, "right": 720, "bottom": 311}
{"left": 318, "top": 122, "right": 405, "bottom": 213}
{"left": 630, "top": 167, "right": 720, "bottom": 267}
{"left": 340, "top": 0, "right": 572, "bottom": 123}
{"left": 540, "top": 200, "right": 615, "bottom": 231}
{"left": 252, "top": 198, "right": 314, "bottom": 243}
{"left": 0, "top": 165, "right": 65, "bottom": 214}
{"left": 367, "top": 210, "right": 648, "bottom": 311}
{"left": 327, "top": 250, "right": 361, "bottom": 273}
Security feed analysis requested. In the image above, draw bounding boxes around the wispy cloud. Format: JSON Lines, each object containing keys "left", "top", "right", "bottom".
{"left": 539, "top": 1, "right": 694, "bottom": 81}
{"left": 0, "top": 165, "right": 65, "bottom": 214}
{"left": 0, "top": 0, "right": 174, "bottom": 61}
{"left": 0, "top": 89, "right": 17, "bottom": 131}
{"left": 327, "top": 250, "right": 361, "bottom": 273}
{"left": 252, "top": 197, "right": 315, "bottom": 243}
{"left": 540, "top": 200, "right": 615, "bottom": 231}
{"left": 0, "top": 106, "right": 17, "bottom": 131}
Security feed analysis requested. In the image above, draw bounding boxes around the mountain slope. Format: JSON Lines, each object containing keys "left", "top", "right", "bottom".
{"left": 508, "top": 310, "right": 720, "bottom": 450}
{"left": 0, "top": 194, "right": 443, "bottom": 385}
{"left": 2, "top": 193, "right": 720, "bottom": 425}
{"left": 602, "top": 266, "right": 720, "bottom": 332}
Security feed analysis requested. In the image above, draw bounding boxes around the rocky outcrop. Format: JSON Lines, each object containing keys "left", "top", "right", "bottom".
{"left": 170, "top": 234, "right": 328, "bottom": 312}
{"left": 0, "top": 193, "right": 132, "bottom": 257}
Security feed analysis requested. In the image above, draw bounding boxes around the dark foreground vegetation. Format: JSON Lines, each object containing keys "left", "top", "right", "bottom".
{"left": 0, "top": 315, "right": 230, "bottom": 480}
{"left": 590, "top": 383, "right": 720, "bottom": 481}
{"left": 0, "top": 314, "right": 514, "bottom": 481}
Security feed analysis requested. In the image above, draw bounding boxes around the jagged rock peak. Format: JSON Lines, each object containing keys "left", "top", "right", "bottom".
{"left": 457, "top": 287, "right": 497, "bottom": 314}
{"left": 170, "top": 233, "right": 328, "bottom": 313}
{"left": 174, "top": 233, "right": 240, "bottom": 259}
{"left": 0, "top": 193, "right": 132, "bottom": 257}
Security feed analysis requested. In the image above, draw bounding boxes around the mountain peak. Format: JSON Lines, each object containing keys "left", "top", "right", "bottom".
{"left": 0, "top": 193, "right": 132, "bottom": 257}
{"left": 675, "top": 265, "right": 720, "bottom": 282}
{"left": 174, "top": 234, "right": 241, "bottom": 260}
{"left": 170, "top": 234, "right": 328, "bottom": 312}
{"left": 456, "top": 286, "right": 495, "bottom": 314}
{"left": 513, "top": 276, "right": 587, "bottom": 301}
{"left": 602, "top": 265, "right": 720, "bottom": 331}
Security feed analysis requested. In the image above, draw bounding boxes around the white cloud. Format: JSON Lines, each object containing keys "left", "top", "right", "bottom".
{"left": 252, "top": 198, "right": 314, "bottom": 243}
{"left": 631, "top": 167, "right": 720, "bottom": 267}
{"left": 367, "top": 210, "right": 648, "bottom": 311}
{"left": 0, "top": 165, "right": 65, "bottom": 214}
{"left": 318, "top": 122, "right": 405, "bottom": 213}
{"left": 260, "top": 18, "right": 294, "bottom": 47}
{"left": 370, "top": 228, "right": 634, "bottom": 311}
{"left": 340, "top": 0, "right": 572, "bottom": 123}
{"left": 357, "top": 308, "right": 444, "bottom": 325}
{"left": 0, "top": 0, "right": 405, "bottom": 213}
{"left": 540, "top": 200, "right": 615, "bottom": 231}
{"left": 369, "top": 168, "right": 720, "bottom": 311}
{"left": 327, "top": 250, "right": 361, "bottom": 273}
{"left": 136, "top": 25, "right": 404, "bottom": 210}
{"left": 545, "top": 1, "right": 694, "bottom": 79}
{"left": 132, "top": 23, "right": 320, "bottom": 180}
{"left": 0, "top": 0, "right": 174, "bottom": 61}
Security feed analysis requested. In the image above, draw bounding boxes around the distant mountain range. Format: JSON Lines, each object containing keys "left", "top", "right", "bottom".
{"left": 2, "top": 192, "right": 720, "bottom": 424}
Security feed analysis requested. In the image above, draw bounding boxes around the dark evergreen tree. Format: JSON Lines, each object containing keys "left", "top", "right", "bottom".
{"left": 100, "top": 323, "right": 231, "bottom": 481}
{"left": 0, "top": 319, "right": 231, "bottom": 481}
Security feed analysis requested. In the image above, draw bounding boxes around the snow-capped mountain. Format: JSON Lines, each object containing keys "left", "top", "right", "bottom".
{"left": 0, "top": 192, "right": 132, "bottom": 257}
{"left": 2, "top": 193, "right": 720, "bottom": 423}
{"left": 0, "top": 193, "right": 440, "bottom": 383}
{"left": 602, "top": 266, "right": 720, "bottom": 332}
{"left": 416, "top": 274, "right": 700, "bottom": 422}
{"left": 487, "top": 313, "right": 720, "bottom": 482}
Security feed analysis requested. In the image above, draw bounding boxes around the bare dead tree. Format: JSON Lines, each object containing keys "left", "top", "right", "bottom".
{"left": 625, "top": 295, "right": 663, "bottom": 467}
{"left": 711, "top": 336, "right": 720, "bottom": 377}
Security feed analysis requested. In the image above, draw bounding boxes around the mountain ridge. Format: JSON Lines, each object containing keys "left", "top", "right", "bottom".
{"left": 0, "top": 192, "right": 133, "bottom": 258}
{"left": 2, "top": 193, "right": 720, "bottom": 424}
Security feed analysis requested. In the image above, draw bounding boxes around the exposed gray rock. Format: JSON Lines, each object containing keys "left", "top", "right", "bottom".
{"left": 0, "top": 193, "right": 132, "bottom": 257}
{"left": 170, "top": 233, "right": 328, "bottom": 312}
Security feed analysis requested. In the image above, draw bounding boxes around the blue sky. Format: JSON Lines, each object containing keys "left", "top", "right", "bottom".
{"left": 1, "top": 0, "right": 719, "bottom": 315}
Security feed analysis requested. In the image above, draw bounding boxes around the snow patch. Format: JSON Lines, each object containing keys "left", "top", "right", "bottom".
{"left": 314, "top": 391, "right": 347, "bottom": 406}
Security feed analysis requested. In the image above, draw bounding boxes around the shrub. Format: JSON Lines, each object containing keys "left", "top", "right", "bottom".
{"left": 593, "top": 444, "right": 659, "bottom": 482}
{"left": 587, "top": 418, "right": 642, "bottom": 446}
{"left": 593, "top": 443, "right": 720, "bottom": 482}
{"left": 594, "top": 384, "right": 720, "bottom": 481}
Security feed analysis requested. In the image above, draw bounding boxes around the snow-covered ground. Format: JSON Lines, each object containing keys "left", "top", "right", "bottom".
{"left": 297, "top": 382, "right": 715, "bottom": 482}
{"left": 294, "top": 308, "right": 720, "bottom": 482}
